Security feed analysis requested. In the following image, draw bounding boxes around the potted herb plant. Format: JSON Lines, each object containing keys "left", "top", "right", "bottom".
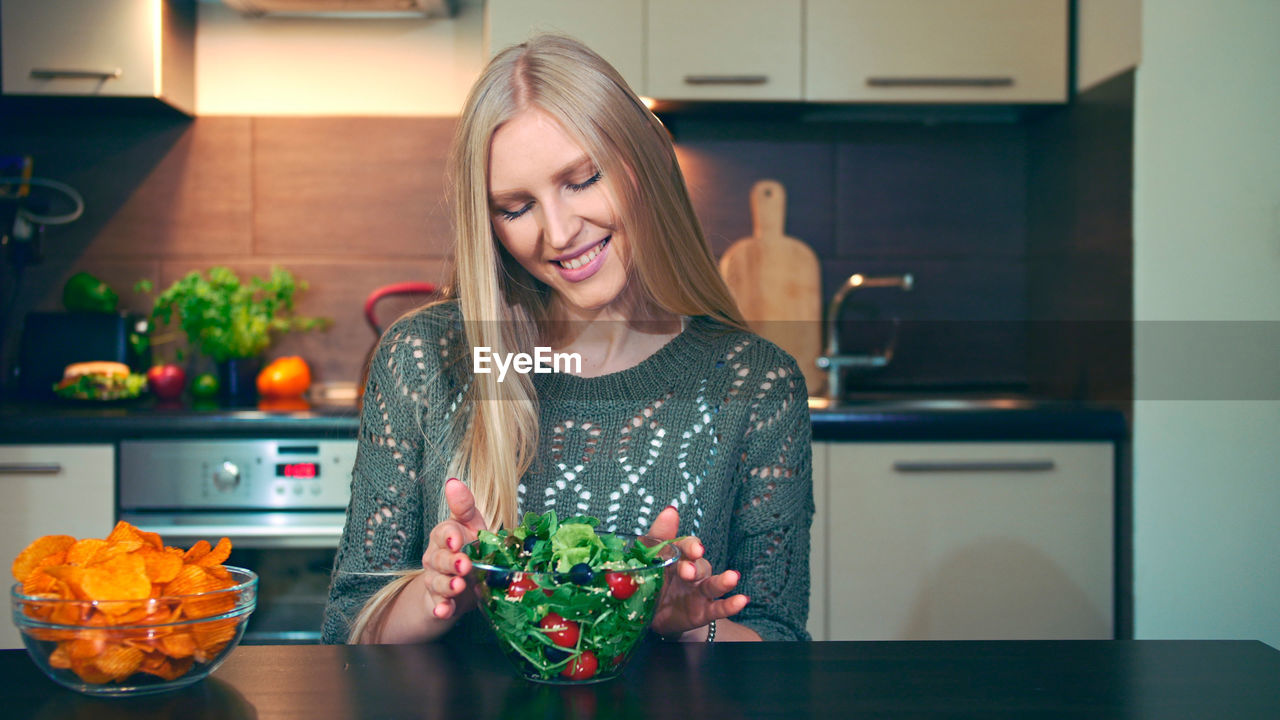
{"left": 136, "top": 267, "right": 329, "bottom": 399}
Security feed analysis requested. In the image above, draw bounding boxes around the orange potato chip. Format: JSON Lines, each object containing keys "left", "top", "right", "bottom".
{"left": 79, "top": 555, "right": 151, "bottom": 610}
{"left": 197, "top": 537, "right": 233, "bottom": 568}
{"left": 64, "top": 538, "right": 108, "bottom": 567}
{"left": 139, "top": 547, "right": 184, "bottom": 584}
{"left": 192, "top": 619, "right": 239, "bottom": 662}
{"left": 48, "top": 644, "right": 72, "bottom": 670}
{"left": 182, "top": 540, "right": 212, "bottom": 564}
{"left": 11, "top": 535, "right": 75, "bottom": 582}
{"left": 69, "top": 655, "right": 115, "bottom": 685}
{"left": 160, "top": 632, "right": 198, "bottom": 659}
{"left": 94, "top": 643, "right": 145, "bottom": 681}
{"left": 86, "top": 538, "right": 144, "bottom": 566}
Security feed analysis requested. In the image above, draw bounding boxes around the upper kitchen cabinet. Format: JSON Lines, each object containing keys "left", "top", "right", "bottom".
{"left": 486, "top": 0, "right": 645, "bottom": 95}
{"left": 806, "top": 0, "right": 1069, "bottom": 104}
{"left": 1, "top": 0, "right": 196, "bottom": 115}
{"left": 646, "top": 0, "right": 802, "bottom": 101}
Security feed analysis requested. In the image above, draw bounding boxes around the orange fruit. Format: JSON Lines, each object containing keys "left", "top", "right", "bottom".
{"left": 256, "top": 356, "right": 312, "bottom": 397}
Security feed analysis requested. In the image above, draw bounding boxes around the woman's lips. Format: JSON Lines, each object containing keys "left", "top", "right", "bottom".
{"left": 552, "top": 237, "right": 610, "bottom": 282}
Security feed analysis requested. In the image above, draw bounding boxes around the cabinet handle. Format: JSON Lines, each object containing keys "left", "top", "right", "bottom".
{"left": 29, "top": 68, "right": 123, "bottom": 81}
{"left": 684, "top": 74, "right": 769, "bottom": 86}
{"left": 892, "top": 460, "right": 1055, "bottom": 473}
{"left": 0, "top": 463, "right": 63, "bottom": 475}
{"left": 866, "top": 76, "right": 1014, "bottom": 88}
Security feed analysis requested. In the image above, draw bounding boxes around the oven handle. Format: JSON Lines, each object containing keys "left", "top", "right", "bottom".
{"left": 124, "top": 522, "right": 344, "bottom": 550}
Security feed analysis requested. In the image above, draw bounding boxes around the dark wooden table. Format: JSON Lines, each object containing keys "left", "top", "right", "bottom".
{"left": 3, "top": 640, "right": 1278, "bottom": 719}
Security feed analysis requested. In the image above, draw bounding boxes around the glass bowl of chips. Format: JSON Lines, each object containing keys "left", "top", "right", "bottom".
{"left": 9, "top": 523, "right": 257, "bottom": 697}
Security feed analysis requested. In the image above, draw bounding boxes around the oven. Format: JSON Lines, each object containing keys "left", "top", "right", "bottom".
{"left": 119, "top": 439, "right": 356, "bottom": 644}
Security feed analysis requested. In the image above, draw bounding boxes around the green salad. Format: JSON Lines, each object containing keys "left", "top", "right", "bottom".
{"left": 466, "top": 511, "right": 677, "bottom": 683}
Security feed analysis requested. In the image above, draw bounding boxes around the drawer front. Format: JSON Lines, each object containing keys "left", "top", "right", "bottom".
{"left": 826, "top": 441, "right": 1113, "bottom": 640}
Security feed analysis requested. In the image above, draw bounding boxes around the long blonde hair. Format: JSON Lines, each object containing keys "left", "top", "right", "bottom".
{"left": 347, "top": 33, "right": 745, "bottom": 642}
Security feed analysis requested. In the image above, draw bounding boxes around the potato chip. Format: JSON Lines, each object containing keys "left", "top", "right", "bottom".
{"left": 192, "top": 619, "right": 239, "bottom": 662}
{"left": 64, "top": 538, "right": 108, "bottom": 567}
{"left": 79, "top": 555, "right": 151, "bottom": 610}
{"left": 182, "top": 540, "right": 211, "bottom": 564}
{"left": 86, "top": 538, "right": 144, "bottom": 566}
{"left": 160, "top": 632, "right": 198, "bottom": 659}
{"left": 11, "top": 534, "right": 75, "bottom": 582}
{"left": 197, "top": 537, "right": 233, "bottom": 568}
{"left": 94, "top": 643, "right": 145, "bottom": 681}
{"left": 48, "top": 644, "right": 72, "bottom": 670}
{"left": 138, "top": 547, "right": 184, "bottom": 584}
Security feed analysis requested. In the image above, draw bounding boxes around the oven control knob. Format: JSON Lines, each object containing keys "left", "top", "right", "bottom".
{"left": 213, "top": 461, "right": 241, "bottom": 492}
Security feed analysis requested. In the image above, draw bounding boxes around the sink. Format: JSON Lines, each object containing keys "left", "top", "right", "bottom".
{"left": 808, "top": 394, "right": 1043, "bottom": 413}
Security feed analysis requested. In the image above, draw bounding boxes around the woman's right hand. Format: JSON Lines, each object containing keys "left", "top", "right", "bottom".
{"left": 419, "top": 477, "right": 489, "bottom": 621}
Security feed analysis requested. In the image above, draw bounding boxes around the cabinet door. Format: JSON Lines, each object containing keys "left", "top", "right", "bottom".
{"left": 807, "top": 441, "right": 828, "bottom": 641}
{"left": 1, "top": 445, "right": 115, "bottom": 649}
{"left": 2, "top": 0, "right": 157, "bottom": 98}
{"left": 647, "top": 0, "right": 802, "bottom": 101}
{"left": 486, "top": 0, "right": 646, "bottom": 95}
{"left": 806, "top": 0, "right": 1069, "bottom": 103}
{"left": 826, "top": 442, "right": 1113, "bottom": 641}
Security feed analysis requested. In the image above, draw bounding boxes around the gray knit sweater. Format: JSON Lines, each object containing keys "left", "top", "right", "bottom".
{"left": 321, "top": 301, "right": 814, "bottom": 643}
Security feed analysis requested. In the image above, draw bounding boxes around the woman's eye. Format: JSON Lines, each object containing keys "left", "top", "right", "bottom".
{"left": 498, "top": 203, "right": 531, "bottom": 222}
{"left": 568, "top": 169, "right": 601, "bottom": 189}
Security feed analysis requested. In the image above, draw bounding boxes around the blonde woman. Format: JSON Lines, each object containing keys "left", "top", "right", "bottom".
{"left": 322, "top": 34, "right": 813, "bottom": 646}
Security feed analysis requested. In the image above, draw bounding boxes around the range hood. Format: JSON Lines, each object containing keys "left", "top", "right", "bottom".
{"left": 223, "top": 0, "right": 457, "bottom": 19}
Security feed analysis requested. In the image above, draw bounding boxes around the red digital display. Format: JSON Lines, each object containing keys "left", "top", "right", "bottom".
{"left": 277, "top": 462, "right": 319, "bottom": 479}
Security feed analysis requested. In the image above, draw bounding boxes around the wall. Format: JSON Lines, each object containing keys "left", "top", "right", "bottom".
{"left": 1133, "top": 1, "right": 1280, "bottom": 648}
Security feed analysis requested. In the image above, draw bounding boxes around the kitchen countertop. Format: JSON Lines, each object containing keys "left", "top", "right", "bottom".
{"left": 1, "top": 640, "right": 1276, "bottom": 719}
{"left": 0, "top": 395, "right": 1126, "bottom": 443}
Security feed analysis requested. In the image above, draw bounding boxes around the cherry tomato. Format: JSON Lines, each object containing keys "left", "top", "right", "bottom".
{"left": 561, "top": 651, "right": 598, "bottom": 681}
{"left": 539, "top": 611, "right": 580, "bottom": 648}
{"left": 506, "top": 574, "right": 539, "bottom": 600}
{"left": 605, "top": 571, "right": 638, "bottom": 599}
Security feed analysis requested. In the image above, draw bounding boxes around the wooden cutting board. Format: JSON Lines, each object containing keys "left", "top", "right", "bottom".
{"left": 718, "top": 180, "right": 824, "bottom": 395}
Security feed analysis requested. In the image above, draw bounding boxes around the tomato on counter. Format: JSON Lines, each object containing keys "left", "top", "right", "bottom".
{"left": 256, "top": 356, "right": 311, "bottom": 398}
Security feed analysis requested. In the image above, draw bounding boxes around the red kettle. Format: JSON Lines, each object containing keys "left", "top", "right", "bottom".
{"left": 363, "top": 282, "right": 438, "bottom": 336}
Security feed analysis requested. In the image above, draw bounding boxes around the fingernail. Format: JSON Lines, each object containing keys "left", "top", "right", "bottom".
{"left": 664, "top": 505, "right": 676, "bottom": 512}
{"left": 455, "top": 558, "right": 464, "bottom": 573}
{"left": 447, "top": 477, "right": 459, "bottom": 486}
{"left": 446, "top": 537, "right": 458, "bottom": 551}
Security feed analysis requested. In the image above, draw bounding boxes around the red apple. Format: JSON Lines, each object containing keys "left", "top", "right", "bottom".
{"left": 146, "top": 364, "right": 186, "bottom": 401}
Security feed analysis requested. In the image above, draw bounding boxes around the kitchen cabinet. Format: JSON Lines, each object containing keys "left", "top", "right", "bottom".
{"left": 805, "top": 0, "right": 1069, "bottom": 103}
{"left": 812, "top": 441, "right": 1113, "bottom": 641}
{"left": 1, "top": 0, "right": 195, "bottom": 114}
{"left": 0, "top": 445, "right": 115, "bottom": 649}
{"left": 646, "top": 0, "right": 802, "bottom": 101}
{"left": 485, "top": 0, "right": 645, "bottom": 95}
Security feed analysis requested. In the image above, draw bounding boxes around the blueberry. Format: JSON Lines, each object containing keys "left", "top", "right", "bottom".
{"left": 523, "top": 535, "right": 538, "bottom": 553}
{"left": 485, "top": 569, "right": 511, "bottom": 589}
{"left": 568, "top": 562, "right": 594, "bottom": 585}
{"left": 544, "top": 647, "right": 570, "bottom": 663}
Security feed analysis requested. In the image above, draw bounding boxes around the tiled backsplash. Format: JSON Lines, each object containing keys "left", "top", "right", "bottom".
{"left": 1, "top": 77, "right": 1131, "bottom": 400}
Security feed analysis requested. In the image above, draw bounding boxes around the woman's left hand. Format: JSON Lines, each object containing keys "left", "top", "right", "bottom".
{"left": 645, "top": 506, "right": 750, "bottom": 638}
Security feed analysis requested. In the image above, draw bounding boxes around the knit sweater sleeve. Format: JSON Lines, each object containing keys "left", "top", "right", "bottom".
{"left": 727, "top": 344, "right": 815, "bottom": 641}
{"left": 320, "top": 305, "right": 462, "bottom": 643}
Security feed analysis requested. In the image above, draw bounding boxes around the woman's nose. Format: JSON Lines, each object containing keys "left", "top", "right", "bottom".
{"left": 540, "top": 196, "right": 581, "bottom": 249}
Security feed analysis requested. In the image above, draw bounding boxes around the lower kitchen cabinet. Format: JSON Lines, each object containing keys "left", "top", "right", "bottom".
{"left": 810, "top": 441, "right": 1114, "bottom": 640}
{"left": 0, "top": 444, "right": 115, "bottom": 649}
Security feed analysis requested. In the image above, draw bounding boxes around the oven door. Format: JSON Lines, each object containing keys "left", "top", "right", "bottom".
{"left": 121, "top": 510, "right": 346, "bottom": 644}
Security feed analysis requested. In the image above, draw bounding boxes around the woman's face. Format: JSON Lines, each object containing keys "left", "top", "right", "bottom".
{"left": 487, "top": 109, "right": 629, "bottom": 315}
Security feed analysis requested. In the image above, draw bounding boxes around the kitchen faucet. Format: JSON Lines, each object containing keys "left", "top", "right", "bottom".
{"left": 815, "top": 273, "right": 914, "bottom": 405}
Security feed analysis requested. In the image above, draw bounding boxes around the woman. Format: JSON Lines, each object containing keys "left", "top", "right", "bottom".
{"left": 322, "top": 34, "right": 813, "bottom": 645}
